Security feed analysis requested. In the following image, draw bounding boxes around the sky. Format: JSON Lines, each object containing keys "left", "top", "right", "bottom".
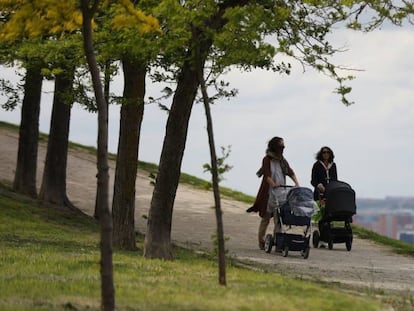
{"left": 1, "top": 26, "right": 414, "bottom": 200}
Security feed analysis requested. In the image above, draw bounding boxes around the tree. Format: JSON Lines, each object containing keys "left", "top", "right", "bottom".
{"left": 80, "top": 1, "right": 114, "bottom": 309}
{"left": 143, "top": 0, "right": 414, "bottom": 260}
{"left": 12, "top": 62, "right": 43, "bottom": 197}
{"left": 80, "top": 0, "right": 159, "bottom": 307}
{"left": 0, "top": 1, "right": 82, "bottom": 198}
{"left": 143, "top": 0, "right": 237, "bottom": 260}
{"left": 197, "top": 67, "right": 228, "bottom": 286}
{"left": 93, "top": 60, "right": 113, "bottom": 219}
{"left": 346, "top": 1, "right": 414, "bottom": 31}
{"left": 0, "top": 8, "right": 45, "bottom": 198}
{"left": 39, "top": 65, "right": 75, "bottom": 206}
{"left": 112, "top": 59, "right": 146, "bottom": 250}
{"left": 39, "top": 38, "right": 83, "bottom": 208}
{"left": 143, "top": 0, "right": 292, "bottom": 260}
{"left": 108, "top": 1, "right": 159, "bottom": 249}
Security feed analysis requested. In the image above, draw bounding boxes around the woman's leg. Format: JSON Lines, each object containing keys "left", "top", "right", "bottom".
{"left": 258, "top": 214, "right": 271, "bottom": 249}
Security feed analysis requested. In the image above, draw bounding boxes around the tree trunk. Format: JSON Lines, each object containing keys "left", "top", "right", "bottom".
{"left": 13, "top": 64, "right": 43, "bottom": 197}
{"left": 112, "top": 59, "right": 146, "bottom": 250}
{"left": 94, "top": 60, "right": 111, "bottom": 220}
{"left": 198, "top": 67, "right": 226, "bottom": 286}
{"left": 144, "top": 54, "right": 200, "bottom": 260}
{"left": 143, "top": 0, "right": 249, "bottom": 260}
{"left": 39, "top": 68, "right": 74, "bottom": 208}
{"left": 81, "top": 1, "right": 114, "bottom": 310}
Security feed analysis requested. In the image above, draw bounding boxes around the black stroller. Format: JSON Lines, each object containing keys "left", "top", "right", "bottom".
{"left": 264, "top": 187, "right": 316, "bottom": 259}
{"left": 312, "top": 180, "right": 356, "bottom": 251}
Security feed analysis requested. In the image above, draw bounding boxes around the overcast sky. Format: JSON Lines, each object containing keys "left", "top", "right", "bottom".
{"left": 1, "top": 26, "right": 414, "bottom": 200}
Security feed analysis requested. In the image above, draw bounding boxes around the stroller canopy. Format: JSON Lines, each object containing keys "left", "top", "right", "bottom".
{"left": 285, "top": 187, "right": 316, "bottom": 218}
{"left": 324, "top": 181, "right": 356, "bottom": 217}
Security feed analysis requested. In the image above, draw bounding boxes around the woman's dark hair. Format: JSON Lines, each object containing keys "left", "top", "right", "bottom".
{"left": 316, "top": 146, "right": 335, "bottom": 162}
{"left": 267, "top": 136, "right": 284, "bottom": 153}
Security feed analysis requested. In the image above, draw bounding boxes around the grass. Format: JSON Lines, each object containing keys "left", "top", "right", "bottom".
{"left": 353, "top": 225, "right": 414, "bottom": 256}
{"left": 0, "top": 189, "right": 390, "bottom": 311}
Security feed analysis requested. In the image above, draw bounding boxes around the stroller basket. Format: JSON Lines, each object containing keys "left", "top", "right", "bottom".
{"left": 280, "top": 205, "right": 311, "bottom": 226}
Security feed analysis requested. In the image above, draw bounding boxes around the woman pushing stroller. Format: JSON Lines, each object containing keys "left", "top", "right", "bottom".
{"left": 310, "top": 146, "right": 355, "bottom": 251}
{"left": 246, "top": 137, "right": 299, "bottom": 250}
{"left": 311, "top": 146, "right": 338, "bottom": 203}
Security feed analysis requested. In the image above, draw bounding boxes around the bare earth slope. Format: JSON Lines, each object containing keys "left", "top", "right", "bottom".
{"left": 1, "top": 127, "right": 413, "bottom": 295}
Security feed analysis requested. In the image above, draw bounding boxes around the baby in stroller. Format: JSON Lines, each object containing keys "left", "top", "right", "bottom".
{"left": 264, "top": 186, "right": 316, "bottom": 259}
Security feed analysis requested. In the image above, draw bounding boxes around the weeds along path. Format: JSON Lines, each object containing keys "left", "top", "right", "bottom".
{"left": 1, "top": 127, "right": 414, "bottom": 295}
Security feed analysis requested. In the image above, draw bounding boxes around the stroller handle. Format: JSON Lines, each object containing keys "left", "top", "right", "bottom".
{"left": 279, "top": 185, "right": 295, "bottom": 188}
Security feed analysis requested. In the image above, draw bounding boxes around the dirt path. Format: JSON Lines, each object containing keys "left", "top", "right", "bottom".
{"left": 1, "top": 127, "right": 413, "bottom": 295}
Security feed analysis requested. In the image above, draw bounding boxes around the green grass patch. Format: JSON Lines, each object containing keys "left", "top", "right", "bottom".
{"left": 353, "top": 225, "right": 414, "bottom": 256}
{"left": 0, "top": 121, "right": 19, "bottom": 131}
{"left": 0, "top": 190, "right": 389, "bottom": 311}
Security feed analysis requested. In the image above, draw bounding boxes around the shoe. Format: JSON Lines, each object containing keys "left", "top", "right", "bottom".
{"left": 246, "top": 206, "right": 258, "bottom": 213}
{"left": 259, "top": 240, "right": 265, "bottom": 250}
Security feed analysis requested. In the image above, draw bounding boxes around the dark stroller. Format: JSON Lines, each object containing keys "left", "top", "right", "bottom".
{"left": 264, "top": 187, "right": 316, "bottom": 259}
{"left": 312, "top": 180, "right": 356, "bottom": 251}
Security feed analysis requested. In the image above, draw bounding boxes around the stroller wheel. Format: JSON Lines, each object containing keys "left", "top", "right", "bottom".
{"left": 264, "top": 234, "right": 273, "bottom": 253}
{"left": 302, "top": 247, "right": 310, "bottom": 259}
{"left": 328, "top": 239, "right": 333, "bottom": 250}
{"left": 312, "top": 230, "right": 320, "bottom": 248}
{"left": 282, "top": 246, "right": 289, "bottom": 257}
{"left": 346, "top": 237, "right": 352, "bottom": 251}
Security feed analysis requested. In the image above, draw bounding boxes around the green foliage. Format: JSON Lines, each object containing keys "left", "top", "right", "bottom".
{"left": 213, "top": 5, "right": 286, "bottom": 72}
{"left": 312, "top": 200, "right": 324, "bottom": 223}
{"left": 0, "top": 188, "right": 389, "bottom": 311}
{"left": 203, "top": 145, "right": 233, "bottom": 184}
{"left": 111, "top": 0, "right": 160, "bottom": 34}
{"left": 210, "top": 232, "right": 229, "bottom": 257}
{"left": 344, "top": 1, "right": 414, "bottom": 31}
{"left": 0, "top": 77, "right": 22, "bottom": 111}
{"left": 0, "top": 0, "right": 82, "bottom": 42}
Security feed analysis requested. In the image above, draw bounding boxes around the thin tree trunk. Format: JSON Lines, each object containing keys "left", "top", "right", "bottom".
{"left": 80, "top": 1, "right": 114, "bottom": 310}
{"left": 197, "top": 66, "right": 226, "bottom": 286}
{"left": 112, "top": 59, "right": 146, "bottom": 250}
{"left": 39, "top": 68, "right": 74, "bottom": 208}
{"left": 94, "top": 60, "right": 111, "bottom": 219}
{"left": 13, "top": 64, "right": 43, "bottom": 197}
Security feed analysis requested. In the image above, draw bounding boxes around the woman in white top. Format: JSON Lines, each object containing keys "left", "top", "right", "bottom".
{"left": 247, "top": 137, "right": 299, "bottom": 249}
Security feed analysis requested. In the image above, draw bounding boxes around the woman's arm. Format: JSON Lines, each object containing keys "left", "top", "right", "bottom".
{"left": 289, "top": 173, "right": 300, "bottom": 187}
{"left": 331, "top": 163, "right": 338, "bottom": 181}
{"left": 311, "top": 162, "right": 319, "bottom": 187}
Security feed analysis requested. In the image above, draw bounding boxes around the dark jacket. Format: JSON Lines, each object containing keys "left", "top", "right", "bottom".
{"left": 251, "top": 155, "right": 295, "bottom": 217}
{"left": 311, "top": 161, "right": 337, "bottom": 200}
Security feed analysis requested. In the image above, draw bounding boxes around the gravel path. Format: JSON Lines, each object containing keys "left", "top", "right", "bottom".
{"left": 1, "top": 127, "right": 413, "bottom": 296}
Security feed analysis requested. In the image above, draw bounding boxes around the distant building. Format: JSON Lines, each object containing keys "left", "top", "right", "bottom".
{"left": 399, "top": 231, "right": 414, "bottom": 244}
{"left": 354, "top": 198, "right": 414, "bottom": 241}
{"left": 376, "top": 214, "right": 398, "bottom": 239}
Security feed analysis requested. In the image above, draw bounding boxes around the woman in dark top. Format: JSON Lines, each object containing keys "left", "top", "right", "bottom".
{"left": 311, "top": 146, "right": 337, "bottom": 201}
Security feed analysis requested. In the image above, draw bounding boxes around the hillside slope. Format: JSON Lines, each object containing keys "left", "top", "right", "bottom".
{"left": 1, "top": 126, "right": 414, "bottom": 295}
